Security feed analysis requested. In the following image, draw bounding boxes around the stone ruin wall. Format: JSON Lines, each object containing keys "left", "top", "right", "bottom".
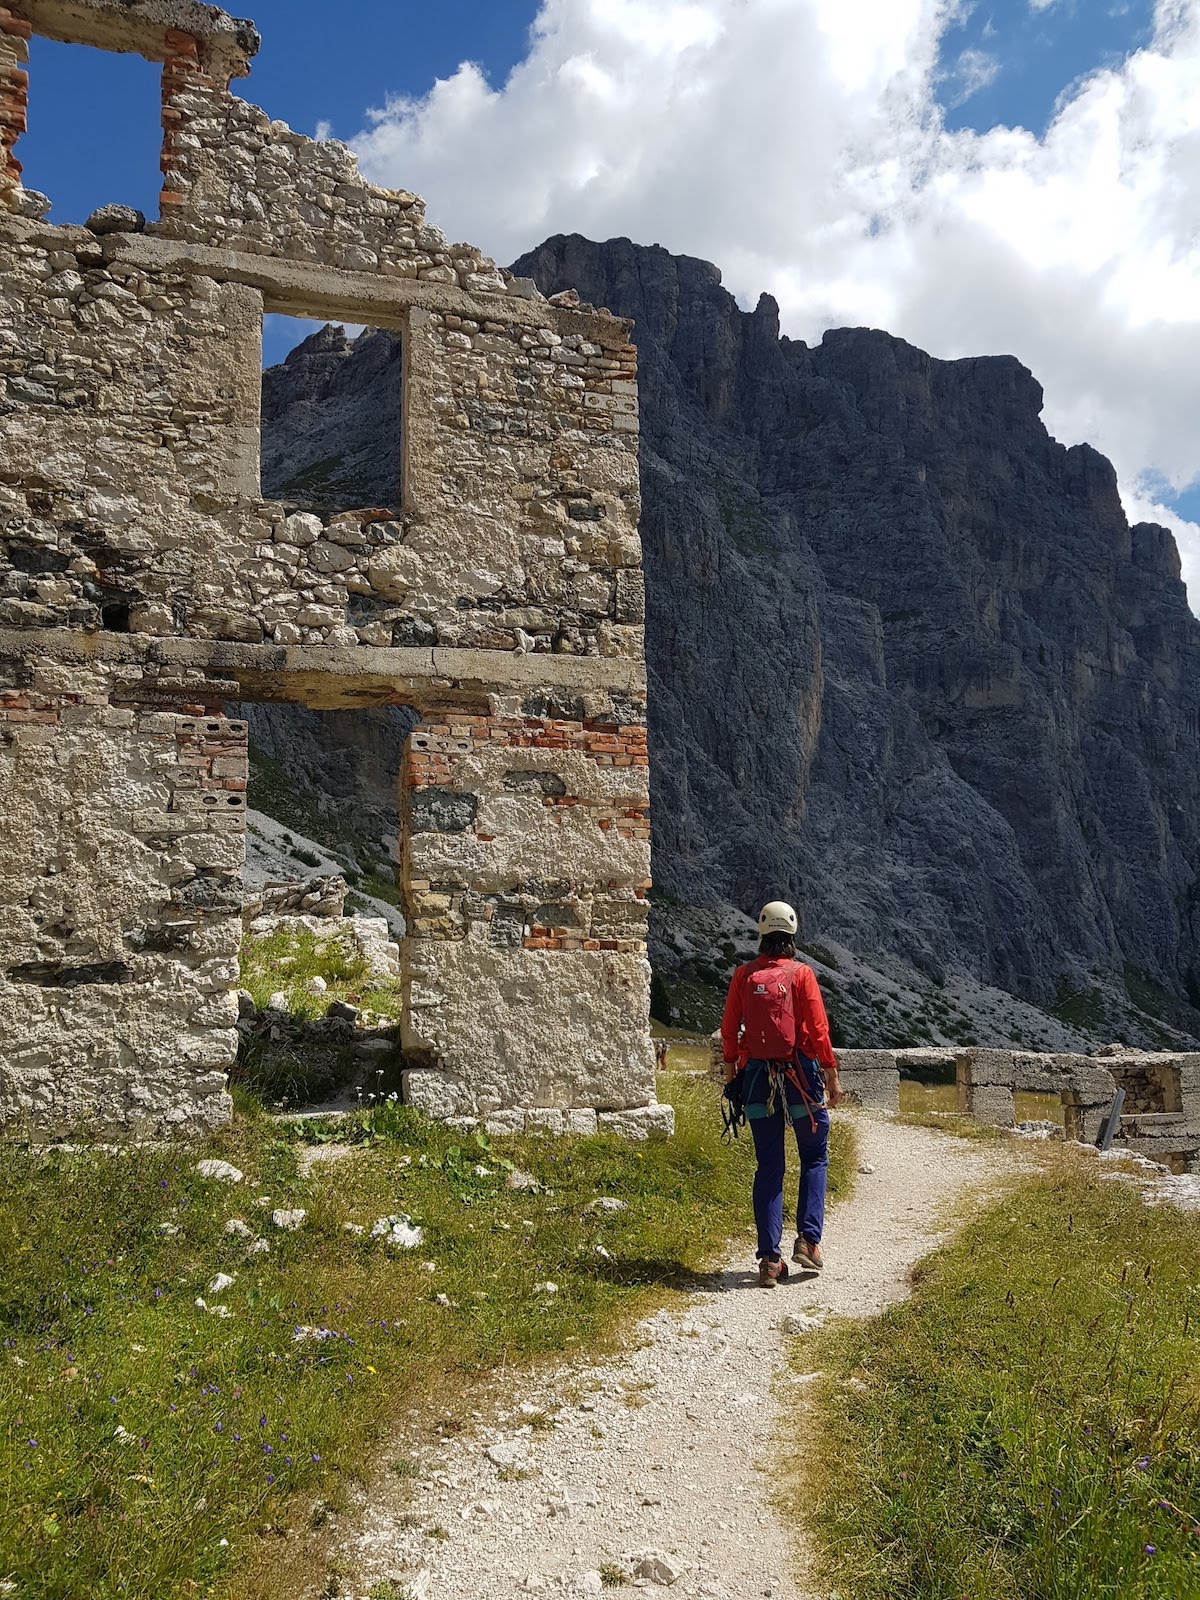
{"left": 0, "top": 0, "right": 663, "bottom": 1141}
{"left": 838, "top": 1047, "right": 1200, "bottom": 1172}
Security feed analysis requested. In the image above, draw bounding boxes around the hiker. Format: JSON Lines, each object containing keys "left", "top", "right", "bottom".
{"left": 721, "top": 901, "right": 843, "bottom": 1287}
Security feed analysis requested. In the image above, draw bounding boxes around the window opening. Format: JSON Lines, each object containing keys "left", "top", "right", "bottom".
{"left": 261, "top": 314, "right": 403, "bottom": 515}
{"left": 19, "top": 36, "right": 162, "bottom": 223}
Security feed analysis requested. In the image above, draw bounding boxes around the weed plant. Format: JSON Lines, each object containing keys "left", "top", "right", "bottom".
{"left": 0, "top": 1073, "right": 853, "bottom": 1599}
{"left": 793, "top": 1164, "right": 1200, "bottom": 1599}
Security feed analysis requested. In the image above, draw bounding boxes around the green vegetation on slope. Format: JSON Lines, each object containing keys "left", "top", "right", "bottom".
{"left": 0, "top": 1071, "right": 854, "bottom": 1600}
{"left": 247, "top": 748, "right": 402, "bottom": 910}
{"left": 790, "top": 1164, "right": 1200, "bottom": 1600}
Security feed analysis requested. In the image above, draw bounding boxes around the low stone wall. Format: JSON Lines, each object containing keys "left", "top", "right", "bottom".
{"left": 835, "top": 1050, "right": 902, "bottom": 1113}
{"left": 243, "top": 874, "right": 347, "bottom": 921}
{"left": 954, "top": 1047, "right": 1200, "bottom": 1172}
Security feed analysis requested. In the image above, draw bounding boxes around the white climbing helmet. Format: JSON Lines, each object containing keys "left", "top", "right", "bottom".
{"left": 758, "top": 900, "right": 798, "bottom": 937}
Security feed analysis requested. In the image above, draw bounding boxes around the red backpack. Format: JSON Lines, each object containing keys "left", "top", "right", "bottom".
{"left": 739, "top": 960, "right": 800, "bottom": 1060}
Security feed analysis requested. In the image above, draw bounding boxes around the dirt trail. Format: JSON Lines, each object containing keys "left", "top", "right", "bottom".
{"left": 339, "top": 1115, "right": 1010, "bottom": 1598}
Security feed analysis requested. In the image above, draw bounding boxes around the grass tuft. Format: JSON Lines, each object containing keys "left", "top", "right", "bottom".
{"left": 788, "top": 1162, "right": 1200, "bottom": 1599}
{"left": 0, "top": 1066, "right": 853, "bottom": 1599}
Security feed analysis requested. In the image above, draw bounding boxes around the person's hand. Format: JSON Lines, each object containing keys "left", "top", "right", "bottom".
{"left": 723, "top": 1061, "right": 737, "bottom": 1083}
{"left": 825, "top": 1077, "right": 845, "bottom": 1108}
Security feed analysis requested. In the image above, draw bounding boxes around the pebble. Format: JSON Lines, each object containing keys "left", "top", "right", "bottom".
{"left": 777, "top": 1312, "right": 823, "bottom": 1335}
{"left": 271, "top": 1208, "right": 307, "bottom": 1231}
{"left": 371, "top": 1214, "right": 424, "bottom": 1249}
{"left": 224, "top": 1218, "right": 252, "bottom": 1237}
{"left": 208, "top": 1272, "right": 236, "bottom": 1294}
{"left": 630, "top": 1549, "right": 684, "bottom": 1585}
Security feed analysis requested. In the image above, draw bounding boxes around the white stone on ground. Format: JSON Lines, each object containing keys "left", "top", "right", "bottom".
{"left": 194, "top": 1159, "right": 243, "bottom": 1183}
{"left": 336, "top": 1114, "right": 1010, "bottom": 1597}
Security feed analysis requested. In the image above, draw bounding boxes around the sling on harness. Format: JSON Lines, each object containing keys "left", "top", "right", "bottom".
{"left": 755, "top": 1056, "right": 824, "bottom": 1133}
{"left": 721, "top": 1072, "right": 747, "bottom": 1142}
{"left": 722, "top": 1053, "right": 824, "bottom": 1142}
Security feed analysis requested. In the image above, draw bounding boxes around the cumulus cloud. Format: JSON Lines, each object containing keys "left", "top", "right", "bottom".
{"left": 351, "top": 0, "right": 1200, "bottom": 608}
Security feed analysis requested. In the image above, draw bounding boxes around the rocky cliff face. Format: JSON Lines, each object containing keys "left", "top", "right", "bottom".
{"left": 258, "top": 236, "right": 1200, "bottom": 1045}
{"left": 261, "top": 323, "right": 402, "bottom": 511}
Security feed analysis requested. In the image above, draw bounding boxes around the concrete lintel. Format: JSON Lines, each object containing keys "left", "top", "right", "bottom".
{"left": 12, "top": 0, "right": 259, "bottom": 74}
{"left": 99, "top": 232, "right": 631, "bottom": 344}
{"left": 0, "top": 630, "right": 647, "bottom": 708}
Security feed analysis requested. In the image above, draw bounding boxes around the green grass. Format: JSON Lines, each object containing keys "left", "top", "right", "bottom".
{"left": 233, "top": 925, "right": 402, "bottom": 1107}
{"left": 789, "top": 1163, "right": 1200, "bottom": 1599}
{"left": 0, "top": 1076, "right": 854, "bottom": 1599}
{"left": 238, "top": 926, "right": 401, "bottom": 1026}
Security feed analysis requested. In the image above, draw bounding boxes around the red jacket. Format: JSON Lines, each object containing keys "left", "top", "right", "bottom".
{"left": 721, "top": 956, "right": 838, "bottom": 1071}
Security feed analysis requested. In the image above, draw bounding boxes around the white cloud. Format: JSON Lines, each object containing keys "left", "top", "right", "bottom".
{"left": 942, "top": 46, "right": 1000, "bottom": 106}
{"left": 351, "top": 0, "right": 1200, "bottom": 610}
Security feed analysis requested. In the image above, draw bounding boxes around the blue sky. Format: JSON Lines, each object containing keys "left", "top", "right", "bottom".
{"left": 936, "top": 0, "right": 1157, "bottom": 135}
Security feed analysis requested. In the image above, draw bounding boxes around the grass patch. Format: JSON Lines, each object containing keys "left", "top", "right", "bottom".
{"left": 238, "top": 926, "right": 400, "bottom": 1026}
{"left": 233, "top": 925, "right": 402, "bottom": 1107}
{"left": 894, "top": 1109, "right": 1010, "bottom": 1140}
{"left": 790, "top": 1163, "right": 1200, "bottom": 1598}
{"left": 0, "top": 1077, "right": 858, "bottom": 1599}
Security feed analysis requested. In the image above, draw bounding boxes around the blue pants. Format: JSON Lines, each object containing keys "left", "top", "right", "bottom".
{"left": 749, "top": 1104, "right": 829, "bottom": 1260}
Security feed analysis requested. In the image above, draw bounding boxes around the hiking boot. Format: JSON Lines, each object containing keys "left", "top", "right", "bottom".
{"left": 792, "top": 1238, "right": 824, "bottom": 1272}
{"left": 757, "top": 1255, "right": 789, "bottom": 1288}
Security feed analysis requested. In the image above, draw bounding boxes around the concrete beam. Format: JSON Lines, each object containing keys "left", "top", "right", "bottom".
{"left": 0, "top": 631, "right": 648, "bottom": 709}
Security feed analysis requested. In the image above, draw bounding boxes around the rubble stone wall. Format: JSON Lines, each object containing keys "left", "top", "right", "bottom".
{"left": 953, "top": 1047, "right": 1200, "bottom": 1171}
{"left": 0, "top": 656, "right": 243, "bottom": 1137}
{"left": 0, "top": 0, "right": 656, "bottom": 1139}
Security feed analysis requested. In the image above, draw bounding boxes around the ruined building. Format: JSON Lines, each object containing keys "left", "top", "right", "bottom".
{"left": 0, "top": 0, "right": 665, "bottom": 1139}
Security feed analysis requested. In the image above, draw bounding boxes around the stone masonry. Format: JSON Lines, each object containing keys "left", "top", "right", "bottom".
{"left": 0, "top": 0, "right": 664, "bottom": 1139}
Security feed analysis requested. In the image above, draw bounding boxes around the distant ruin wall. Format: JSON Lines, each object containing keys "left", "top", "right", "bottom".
{"left": 0, "top": 0, "right": 659, "bottom": 1139}
{"left": 953, "top": 1047, "right": 1200, "bottom": 1170}
{"left": 836, "top": 1047, "right": 1199, "bottom": 1171}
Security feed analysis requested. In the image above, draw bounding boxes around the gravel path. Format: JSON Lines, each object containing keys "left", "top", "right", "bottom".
{"left": 339, "top": 1115, "right": 1010, "bottom": 1599}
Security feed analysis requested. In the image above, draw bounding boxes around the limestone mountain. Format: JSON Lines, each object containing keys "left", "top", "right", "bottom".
{"left": 260, "top": 323, "right": 402, "bottom": 512}
{"left": 256, "top": 235, "right": 1200, "bottom": 1047}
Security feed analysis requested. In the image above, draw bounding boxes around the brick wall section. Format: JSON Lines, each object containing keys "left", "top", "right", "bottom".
{"left": 404, "top": 709, "right": 651, "bottom": 953}
{"left": 159, "top": 30, "right": 212, "bottom": 214}
{"left": 0, "top": 9, "right": 30, "bottom": 194}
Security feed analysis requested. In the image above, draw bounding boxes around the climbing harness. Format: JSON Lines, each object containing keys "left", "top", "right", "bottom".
{"left": 722, "top": 1053, "right": 824, "bottom": 1142}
